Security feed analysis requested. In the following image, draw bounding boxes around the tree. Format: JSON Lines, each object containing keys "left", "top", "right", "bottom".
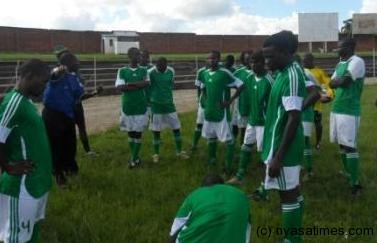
{"left": 341, "top": 18, "right": 353, "bottom": 37}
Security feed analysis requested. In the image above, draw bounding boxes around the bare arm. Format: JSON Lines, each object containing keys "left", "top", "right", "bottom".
{"left": 220, "top": 84, "right": 245, "bottom": 108}
{"left": 330, "top": 76, "right": 352, "bottom": 89}
{"left": 268, "top": 110, "right": 301, "bottom": 178}
{"left": 117, "top": 81, "right": 150, "bottom": 92}
{"left": 302, "top": 86, "right": 320, "bottom": 110}
{"left": 0, "top": 143, "right": 33, "bottom": 175}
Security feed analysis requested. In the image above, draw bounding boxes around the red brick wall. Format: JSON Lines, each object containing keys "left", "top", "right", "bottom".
{"left": 0, "top": 26, "right": 375, "bottom": 54}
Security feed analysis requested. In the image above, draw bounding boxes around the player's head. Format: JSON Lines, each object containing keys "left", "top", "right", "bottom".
{"left": 156, "top": 57, "right": 167, "bottom": 73}
{"left": 225, "top": 54, "right": 235, "bottom": 69}
{"left": 59, "top": 53, "right": 80, "bottom": 73}
{"left": 54, "top": 44, "right": 70, "bottom": 60}
{"left": 201, "top": 173, "right": 224, "bottom": 187}
{"left": 303, "top": 53, "right": 314, "bottom": 69}
{"left": 240, "top": 50, "right": 253, "bottom": 67}
{"left": 251, "top": 50, "right": 266, "bottom": 75}
{"left": 140, "top": 50, "right": 150, "bottom": 65}
{"left": 127, "top": 47, "right": 141, "bottom": 64}
{"left": 207, "top": 50, "right": 221, "bottom": 70}
{"left": 17, "top": 59, "right": 50, "bottom": 97}
{"left": 263, "top": 30, "right": 295, "bottom": 71}
{"left": 337, "top": 38, "right": 356, "bottom": 60}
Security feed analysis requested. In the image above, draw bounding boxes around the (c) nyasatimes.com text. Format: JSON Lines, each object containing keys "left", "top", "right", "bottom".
{"left": 255, "top": 225, "right": 374, "bottom": 239}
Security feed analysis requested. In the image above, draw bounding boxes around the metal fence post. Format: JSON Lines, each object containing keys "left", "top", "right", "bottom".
{"left": 94, "top": 56, "right": 97, "bottom": 90}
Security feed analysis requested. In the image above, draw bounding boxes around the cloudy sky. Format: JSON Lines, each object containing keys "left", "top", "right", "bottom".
{"left": 0, "top": 0, "right": 375, "bottom": 34}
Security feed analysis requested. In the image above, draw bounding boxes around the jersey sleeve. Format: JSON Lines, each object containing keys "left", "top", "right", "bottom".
{"left": 195, "top": 68, "right": 204, "bottom": 87}
{"left": 282, "top": 69, "right": 304, "bottom": 111}
{"left": 0, "top": 93, "right": 23, "bottom": 143}
{"left": 348, "top": 56, "right": 365, "bottom": 81}
{"left": 115, "top": 69, "right": 125, "bottom": 87}
{"left": 73, "top": 77, "right": 85, "bottom": 101}
{"left": 225, "top": 69, "right": 243, "bottom": 88}
{"left": 169, "top": 196, "right": 192, "bottom": 237}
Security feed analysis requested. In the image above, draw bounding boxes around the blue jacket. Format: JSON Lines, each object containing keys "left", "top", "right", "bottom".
{"left": 43, "top": 73, "right": 84, "bottom": 119}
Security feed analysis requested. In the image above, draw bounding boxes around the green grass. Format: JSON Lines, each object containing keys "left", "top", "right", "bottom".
{"left": 0, "top": 51, "right": 375, "bottom": 62}
{"left": 41, "top": 86, "right": 377, "bottom": 243}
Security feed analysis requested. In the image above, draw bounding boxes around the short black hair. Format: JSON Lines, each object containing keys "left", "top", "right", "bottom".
{"left": 264, "top": 30, "right": 298, "bottom": 54}
{"left": 19, "top": 59, "right": 50, "bottom": 80}
{"left": 240, "top": 50, "right": 253, "bottom": 62}
{"left": 156, "top": 57, "right": 167, "bottom": 64}
{"left": 340, "top": 38, "right": 356, "bottom": 51}
{"left": 59, "top": 52, "right": 78, "bottom": 66}
{"left": 210, "top": 50, "right": 221, "bottom": 59}
{"left": 127, "top": 47, "right": 140, "bottom": 58}
{"left": 251, "top": 50, "right": 265, "bottom": 64}
{"left": 202, "top": 173, "right": 224, "bottom": 186}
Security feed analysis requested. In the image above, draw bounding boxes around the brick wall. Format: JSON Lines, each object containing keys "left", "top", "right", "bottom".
{"left": 0, "top": 26, "right": 375, "bottom": 54}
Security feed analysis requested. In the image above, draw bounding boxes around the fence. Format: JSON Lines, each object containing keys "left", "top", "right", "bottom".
{"left": 0, "top": 56, "right": 376, "bottom": 97}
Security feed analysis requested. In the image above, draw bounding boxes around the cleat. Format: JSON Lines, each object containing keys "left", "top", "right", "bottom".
{"left": 152, "top": 154, "right": 159, "bottom": 163}
{"left": 86, "top": 151, "right": 97, "bottom": 157}
{"left": 226, "top": 176, "right": 243, "bottom": 186}
{"left": 128, "top": 160, "right": 136, "bottom": 169}
{"left": 351, "top": 184, "right": 362, "bottom": 198}
{"left": 177, "top": 151, "right": 190, "bottom": 160}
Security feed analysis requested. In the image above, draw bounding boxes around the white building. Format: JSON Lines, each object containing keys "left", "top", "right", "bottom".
{"left": 102, "top": 31, "right": 140, "bottom": 54}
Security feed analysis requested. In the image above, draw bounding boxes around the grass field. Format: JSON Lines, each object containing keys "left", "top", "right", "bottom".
{"left": 40, "top": 86, "right": 377, "bottom": 243}
{"left": 0, "top": 51, "right": 375, "bottom": 62}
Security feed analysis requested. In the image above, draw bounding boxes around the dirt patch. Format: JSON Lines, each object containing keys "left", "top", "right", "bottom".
{"left": 81, "top": 89, "right": 197, "bottom": 134}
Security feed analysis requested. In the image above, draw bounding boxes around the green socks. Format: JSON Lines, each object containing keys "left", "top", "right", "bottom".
{"left": 303, "top": 136, "right": 312, "bottom": 173}
{"left": 236, "top": 144, "right": 252, "bottom": 180}
{"left": 282, "top": 201, "right": 303, "bottom": 243}
{"left": 192, "top": 128, "right": 202, "bottom": 149}
{"left": 132, "top": 138, "right": 142, "bottom": 161}
{"left": 225, "top": 140, "right": 235, "bottom": 172}
{"left": 153, "top": 132, "right": 161, "bottom": 155}
{"left": 207, "top": 139, "right": 217, "bottom": 164}
{"left": 346, "top": 152, "right": 360, "bottom": 186}
{"left": 174, "top": 131, "right": 182, "bottom": 153}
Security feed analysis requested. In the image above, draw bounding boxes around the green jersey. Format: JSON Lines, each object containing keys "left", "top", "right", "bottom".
{"left": 331, "top": 55, "right": 365, "bottom": 116}
{"left": 170, "top": 184, "right": 251, "bottom": 243}
{"left": 234, "top": 66, "right": 252, "bottom": 117}
{"left": 115, "top": 66, "right": 148, "bottom": 115}
{"left": 247, "top": 73, "right": 273, "bottom": 126}
{"left": 262, "top": 63, "right": 306, "bottom": 166}
{"left": 195, "top": 67, "right": 207, "bottom": 109}
{"left": 0, "top": 90, "right": 52, "bottom": 198}
{"left": 202, "top": 68, "right": 243, "bottom": 122}
{"left": 148, "top": 66, "right": 176, "bottom": 114}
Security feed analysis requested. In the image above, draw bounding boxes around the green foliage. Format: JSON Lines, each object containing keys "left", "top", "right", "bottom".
{"left": 41, "top": 86, "right": 377, "bottom": 243}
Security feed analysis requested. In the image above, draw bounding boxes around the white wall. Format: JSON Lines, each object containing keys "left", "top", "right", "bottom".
{"left": 103, "top": 37, "right": 116, "bottom": 54}
{"left": 115, "top": 41, "right": 140, "bottom": 54}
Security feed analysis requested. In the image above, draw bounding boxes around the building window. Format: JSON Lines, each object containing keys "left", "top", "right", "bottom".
{"left": 109, "top": 39, "right": 114, "bottom": 47}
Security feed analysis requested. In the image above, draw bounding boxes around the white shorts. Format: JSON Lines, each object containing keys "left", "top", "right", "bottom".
{"left": 0, "top": 177, "right": 48, "bottom": 243}
{"left": 302, "top": 121, "right": 313, "bottom": 137}
{"left": 150, "top": 112, "right": 181, "bottom": 131}
{"left": 264, "top": 165, "right": 301, "bottom": 191}
{"left": 202, "top": 116, "right": 233, "bottom": 142}
{"left": 196, "top": 106, "right": 205, "bottom": 124}
{"left": 243, "top": 125, "right": 264, "bottom": 151}
{"left": 119, "top": 111, "right": 149, "bottom": 132}
{"left": 330, "top": 113, "right": 360, "bottom": 148}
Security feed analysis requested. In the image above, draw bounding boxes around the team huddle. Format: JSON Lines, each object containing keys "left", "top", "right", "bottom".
{"left": 0, "top": 29, "right": 366, "bottom": 243}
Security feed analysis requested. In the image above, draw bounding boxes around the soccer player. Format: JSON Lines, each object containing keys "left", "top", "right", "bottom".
{"left": 0, "top": 59, "right": 52, "bottom": 243}
{"left": 329, "top": 38, "right": 365, "bottom": 197}
{"left": 115, "top": 47, "right": 149, "bottom": 168}
{"left": 191, "top": 64, "right": 207, "bottom": 152}
{"left": 231, "top": 51, "right": 253, "bottom": 144}
{"left": 43, "top": 53, "right": 84, "bottom": 185}
{"left": 228, "top": 50, "right": 273, "bottom": 185}
{"left": 140, "top": 50, "right": 153, "bottom": 117}
{"left": 169, "top": 174, "right": 251, "bottom": 243}
{"left": 148, "top": 57, "right": 189, "bottom": 163}
{"left": 303, "top": 53, "right": 333, "bottom": 150}
{"left": 261, "top": 31, "right": 306, "bottom": 242}
{"left": 294, "top": 55, "right": 321, "bottom": 178}
{"left": 201, "top": 51, "right": 244, "bottom": 175}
